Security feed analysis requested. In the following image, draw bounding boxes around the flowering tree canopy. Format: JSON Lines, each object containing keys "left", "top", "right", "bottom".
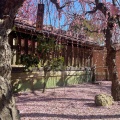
{"left": 16, "top": 0, "right": 120, "bottom": 44}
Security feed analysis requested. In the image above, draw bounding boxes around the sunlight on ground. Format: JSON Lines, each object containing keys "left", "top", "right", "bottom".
{"left": 15, "top": 81, "right": 120, "bottom": 120}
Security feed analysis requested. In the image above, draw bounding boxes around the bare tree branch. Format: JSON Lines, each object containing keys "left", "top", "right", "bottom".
{"left": 50, "top": 0, "right": 73, "bottom": 10}
{"left": 85, "top": 7, "right": 97, "bottom": 15}
{"left": 116, "top": 0, "right": 120, "bottom": 7}
{"left": 112, "top": 0, "right": 116, "bottom": 6}
{"left": 95, "top": 0, "right": 99, "bottom": 5}
{"left": 85, "top": 0, "right": 107, "bottom": 16}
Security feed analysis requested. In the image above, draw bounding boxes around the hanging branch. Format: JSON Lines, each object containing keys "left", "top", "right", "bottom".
{"left": 116, "top": 0, "right": 120, "bottom": 7}
{"left": 85, "top": 0, "right": 107, "bottom": 16}
{"left": 50, "top": 0, "right": 73, "bottom": 10}
{"left": 112, "top": 0, "right": 116, "bottom": 6}
{"left": 112, "top": 0, "right": 120, "bottom": 28}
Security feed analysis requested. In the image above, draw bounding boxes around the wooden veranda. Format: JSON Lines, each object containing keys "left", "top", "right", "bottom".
{"left": 9, "top": 20, "right": 103, "bottom": 69}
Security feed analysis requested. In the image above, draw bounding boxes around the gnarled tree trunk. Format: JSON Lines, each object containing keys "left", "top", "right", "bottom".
{"left": 0, "top": 0, "right": 24, "bottom": 119}
{"left": 0, "top": 29, "right": 19, "bottom": 120}
{"left": 105, "top": 27, "right": 120, "bottom": 101}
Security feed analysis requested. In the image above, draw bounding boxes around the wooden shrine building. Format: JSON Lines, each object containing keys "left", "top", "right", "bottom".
{"left": 9, "top": 19, "right": 104, "bottom": 69}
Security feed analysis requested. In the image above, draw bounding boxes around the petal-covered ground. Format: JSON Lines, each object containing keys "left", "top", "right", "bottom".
{"left": 15, "top": 81, "right": 120, "bottom": 120}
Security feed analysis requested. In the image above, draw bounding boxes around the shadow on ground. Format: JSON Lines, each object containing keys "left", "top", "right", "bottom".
{"left": 20, "top": 113, "right": 120, "bottom": 119}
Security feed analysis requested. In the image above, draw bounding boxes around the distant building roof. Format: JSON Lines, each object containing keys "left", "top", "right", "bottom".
{"left": 13, "top": 19, "right": 104, "bottom": 50}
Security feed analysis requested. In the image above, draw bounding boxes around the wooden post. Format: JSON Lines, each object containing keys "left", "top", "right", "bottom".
{"left": 77, "top": 42, "right": 79, "bottom": 67}
{"left": 32, "top": 39, "right": 35, "bottom": 54}
{"left": 36, "top": 4, "right": 44, "bottom": 31}
{"left": 66, "top": 40, "right": 68, "bottom": 66}
{"left": 67, "top": 45, "right": 70, "bottom": 66}
{"left": 25, "top": 38, "right": 28, "bottom": 54}
{"left": 80, "top": 49, "right": 83, "bottom": 67}
{"left": 74, "top": 46, "right": 77, "bottom": 67}
{"left": 8, "top": 34, "right": 13, "bottom": 50}
{"left": 69, "top": 45, "right": 72, "bottom": 66}
{"left": 72, "top": 41, "right": 74, "bottom": 66}
{"left": 17, "top": 37, "right": 21, "bottom": 64}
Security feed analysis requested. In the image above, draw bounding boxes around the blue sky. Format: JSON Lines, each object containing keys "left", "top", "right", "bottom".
{"left": 42, "top": 0, "right": 115, "bottom": 30}
{"left": 19, "top": 0, "right": 120, "bottom": 30}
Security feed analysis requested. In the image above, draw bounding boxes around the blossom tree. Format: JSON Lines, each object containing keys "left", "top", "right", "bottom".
{"left": 78, "top": 0, "right": 120, "bottom": 101}
{"left": 0, "top": 0, "right": 120, "bottom": 119}
{"left": 16, "top": 0, "right": 38, "bottom": 24}
{"left": 50, "top": 0, "right": 120, "bottom": 101}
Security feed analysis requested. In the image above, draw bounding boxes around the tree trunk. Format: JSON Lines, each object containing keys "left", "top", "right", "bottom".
{"left": 0, "top": 23, "right": 20, "bottom": 120}
{"left": 105, "top": 27, "right": 120, "bottom": 101}
{"left": 0, "top": 0, "right": 24, "bottom": 119}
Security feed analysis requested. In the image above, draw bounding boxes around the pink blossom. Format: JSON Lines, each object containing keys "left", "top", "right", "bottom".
{"left": 109, "top": 4, "right": 120, "bottom": 16}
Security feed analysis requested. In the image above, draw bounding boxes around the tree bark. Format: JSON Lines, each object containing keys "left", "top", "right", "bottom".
{"left": 0, "top": 27, "right": 20, "bottom": 120}
{"left": 105, "top": 27, "right": 120, "bottom": 101}
{"left": 0, "top": 21, "right": 20, "bottom": 120}
{"left": 0, "top": 0, "right": 24, "bottom": 119}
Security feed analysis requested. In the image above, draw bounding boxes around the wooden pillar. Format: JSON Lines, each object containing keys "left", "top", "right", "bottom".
{"left": 80, "top": 48, "right": 83, "bottom": 67}
{"left": 90, "top": 51, "right": 92, "bottom": 67}
{"left": 66, "top": 40, "right": 68, "bottom": 66}
{"left": 84, "top": 51, "right": 86, "bottom": 67}
{"left": 77, "top": 42, "right": 79, "bottom": 67}
{"left": 72, "top": 41, "right": 74, "bottom": 66}
{"left": 62, "top": 39, "right": 67, "bottom": 65}
{"left": 25, "top": 38, "right": 28, "bottom": 54}
{"left": 83, "top": 48, "right": 85, "bottom": 67}
{"left": 18, "top": 37, "right": 21, "bottom": 53}
{"left": 79, "top": 47, "right": 81, "bottom": 67}
{"left": 67, "top": 45, "right": 70, "bottom": 66}
{"left": 74, "top": 46, "right": 77, "bottom": 67}
{"left": 78, "top": 45, "right": 80, "bottom": 67}
{"left": 16, "top": 37, "right": 21, "bottom": 64}
{"left": 56, "top": 40, "right": 60, "bottom": 59}
{"left": 8, "top": 34, "right": 13, "bottom": 49}
{"left": 32, "top": 39, "right": 35, "bottom": 53}
{"left": 69, "top": 45, "right": 72, "bottom": 66}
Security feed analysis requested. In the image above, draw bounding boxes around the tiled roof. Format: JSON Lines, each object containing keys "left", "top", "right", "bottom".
{"left": 14, "top": 19, "right": 104, "bottom": 49}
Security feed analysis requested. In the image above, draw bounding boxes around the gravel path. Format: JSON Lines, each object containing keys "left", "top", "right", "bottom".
{"left": 15, "top": 81, "right": 120, "bottom": 120}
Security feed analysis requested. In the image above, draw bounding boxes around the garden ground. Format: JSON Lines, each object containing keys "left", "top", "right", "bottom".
{"left": 15, "top": 81, "right": 120, "bottom": 120}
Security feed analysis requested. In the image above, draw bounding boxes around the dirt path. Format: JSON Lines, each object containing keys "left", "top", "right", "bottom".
{"left": 15, "top": 81, "right": 120, "bottom": 120}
